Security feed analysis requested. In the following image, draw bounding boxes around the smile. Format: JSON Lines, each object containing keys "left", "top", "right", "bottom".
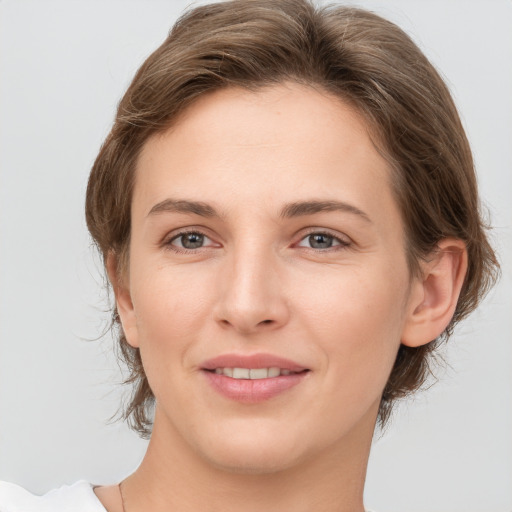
{"left": 209, "top": 367, "right": 304, "bottom": 379}
{"left": 201, "top": 354, "right": 310, "bottom": 403}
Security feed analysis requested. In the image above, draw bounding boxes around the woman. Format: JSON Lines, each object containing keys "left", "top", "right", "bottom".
{"left": 0, "top": 0, "right": 501, "bottom": 511}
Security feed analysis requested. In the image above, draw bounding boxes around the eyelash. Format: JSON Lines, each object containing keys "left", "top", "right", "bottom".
{"left": 165, "top": 230, "right": 218, "bottom": 254}
{"left": 164, "top": 228, "right": 352, "bottom": 254}
{"left": 296, "top": 230, "right": 351, "bottom": 251}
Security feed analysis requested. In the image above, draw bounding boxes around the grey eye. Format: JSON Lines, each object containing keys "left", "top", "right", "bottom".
{"left": 296, "top": 231, "right": 348, "bottom": 250}
{"left": 308, "top": 233, "right": 334, "bottom": 249}
{"left": 176, "top": 232, "right": 205, "bottom": 249}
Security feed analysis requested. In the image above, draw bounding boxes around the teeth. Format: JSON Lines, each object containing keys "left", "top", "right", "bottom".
{"left": 268, "top": 367, "right": 280, "bottom": 378}
{"left": 233, "top": 367, "right": 250, "bottom": 379}
{"left": 213, "top": 367, "right": 296, "bottom": 379}
{"left": 249, "top": 368, "right": 268, "bottom": 379}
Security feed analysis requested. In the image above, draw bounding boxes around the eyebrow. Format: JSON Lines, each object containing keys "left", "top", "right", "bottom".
{"left": 148, "top": 199, "right": 217, "bottom": 218}
{"left": 148, "top": 198, "right": 371, "bottom": 223}
{"left": 280, "top": 200, "right": 372, "bottom": 223}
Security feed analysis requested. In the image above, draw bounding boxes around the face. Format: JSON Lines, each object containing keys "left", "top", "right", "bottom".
{"left": 117, "top": 83, "right": 420, "bottom": 473}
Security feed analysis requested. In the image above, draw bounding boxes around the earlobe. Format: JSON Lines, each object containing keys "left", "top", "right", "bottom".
{"left": 106, "top": 251, "right": 140, "bottom": 348}
{"left": 401, "top": 239, "right": 468, "bottom": 348}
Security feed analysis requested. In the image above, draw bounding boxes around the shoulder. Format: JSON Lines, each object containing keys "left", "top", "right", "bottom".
{"left": 0, "top": 480, "right": 106, "bottom": 512}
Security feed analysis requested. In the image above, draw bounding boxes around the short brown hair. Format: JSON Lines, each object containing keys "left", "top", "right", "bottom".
{"left": 86, "top": 0, "right": 499, "bottom": 437}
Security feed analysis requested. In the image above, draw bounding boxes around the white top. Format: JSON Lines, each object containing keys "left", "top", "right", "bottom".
{"left": 0, "top": 480, "right": 106, "bottom": 512}
{"left": 0, "top": 480, "right": 376, "bottom": 511}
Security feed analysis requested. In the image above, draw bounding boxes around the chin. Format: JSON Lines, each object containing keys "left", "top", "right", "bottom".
{"left": 192, "top": 423, "right": 322, "bottom": 476}
{"left": 202, "top": 444, "right": 304, "bottom": 475}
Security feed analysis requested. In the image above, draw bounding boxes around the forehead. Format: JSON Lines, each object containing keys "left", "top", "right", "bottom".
{"left": 134, "top": 83, "right": 399, "bottom": 227}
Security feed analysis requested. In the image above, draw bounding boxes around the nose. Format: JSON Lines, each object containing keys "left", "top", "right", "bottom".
{"left": 213, "top": 244, "right": 290, "bottom": 335}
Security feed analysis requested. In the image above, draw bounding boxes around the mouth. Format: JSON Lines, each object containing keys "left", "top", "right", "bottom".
{"left": 201, "top": 354, "right": 311, "bottom": 403}
{"left": 204, "top": 367, "right": 309, "bottom": 379}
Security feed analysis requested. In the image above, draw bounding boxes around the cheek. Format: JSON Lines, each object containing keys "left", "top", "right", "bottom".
{"left": 300, "top": 264, "right": 408, "bottom": 391}
{"left": 130, "top": 267, "right": 214, "bottom": 370}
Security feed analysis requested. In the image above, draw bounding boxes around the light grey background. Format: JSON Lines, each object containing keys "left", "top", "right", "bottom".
{"left": 0, "top": 1, "right": 511, "bottom": 511}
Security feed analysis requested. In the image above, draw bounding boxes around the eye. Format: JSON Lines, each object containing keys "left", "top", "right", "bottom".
{"left": 168, "top": 231, "right": 214, "bottom": 250}
{"left": 296, "top": 231, "right": 350, "bottom": 250}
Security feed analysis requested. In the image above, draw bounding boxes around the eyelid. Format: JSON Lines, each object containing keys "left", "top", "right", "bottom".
{"left": 294, "top": 228, "right": 352, "bottom": 249}
{"left": 163, "top": 227, "right": 220, "bottom": 251}
{"left": 161, "top": 226, "right": 352, "bottom": 252}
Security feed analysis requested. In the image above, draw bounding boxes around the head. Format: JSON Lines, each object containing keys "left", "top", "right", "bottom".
{"left": 86, "top": 0, "right": 498, "bottom": 440}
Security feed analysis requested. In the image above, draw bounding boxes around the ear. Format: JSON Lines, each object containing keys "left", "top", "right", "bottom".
{"left": 106, "top": 251, "right": 140, "bottom": 348}
{"left": 401, "top": 238, "right": 468, "bottom": 347}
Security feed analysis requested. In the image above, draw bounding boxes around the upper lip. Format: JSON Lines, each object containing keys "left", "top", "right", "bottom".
{"left": 201, "top": 353, "right": 309, "bottom": 372}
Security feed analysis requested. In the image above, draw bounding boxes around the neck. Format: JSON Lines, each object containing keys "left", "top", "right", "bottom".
{"left": 121, "top": 404, "right": 378, "bottom": 512}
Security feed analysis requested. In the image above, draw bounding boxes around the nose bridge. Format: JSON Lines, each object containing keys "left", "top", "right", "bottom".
{"left": 215, "top": 236, "right": 288, "bottom": 333}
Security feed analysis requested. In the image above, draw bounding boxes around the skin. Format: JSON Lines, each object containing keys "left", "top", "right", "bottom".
{"left": 97, "top": 83, "right": 467, "bottom": 512}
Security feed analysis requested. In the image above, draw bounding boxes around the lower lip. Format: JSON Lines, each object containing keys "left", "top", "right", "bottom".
{"left": 203, "top": 371, "right": 308, "bottom": 403}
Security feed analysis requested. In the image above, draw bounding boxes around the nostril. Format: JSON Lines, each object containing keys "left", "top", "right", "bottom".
{"left": 260, "top": 319, "right": 273, "bottom": 325}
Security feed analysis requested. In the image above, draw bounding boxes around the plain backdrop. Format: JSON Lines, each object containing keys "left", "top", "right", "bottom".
{"left": 0, "top": 1, "right": 511, "bottom": 511}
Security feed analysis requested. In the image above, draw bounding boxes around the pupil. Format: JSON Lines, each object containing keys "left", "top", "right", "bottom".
{"left": 182, "top": 233, "right": 204, "bottom": 249}
{"left": 309, "top": 233, "right": 332, "bottom": 248}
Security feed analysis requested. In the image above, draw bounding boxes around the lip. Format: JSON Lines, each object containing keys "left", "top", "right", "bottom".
{"left": 201, "top": 353, "right": 308, "bottom": 372}
{"left": 200, "top": 353, "right": 310, "bottom": 404}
